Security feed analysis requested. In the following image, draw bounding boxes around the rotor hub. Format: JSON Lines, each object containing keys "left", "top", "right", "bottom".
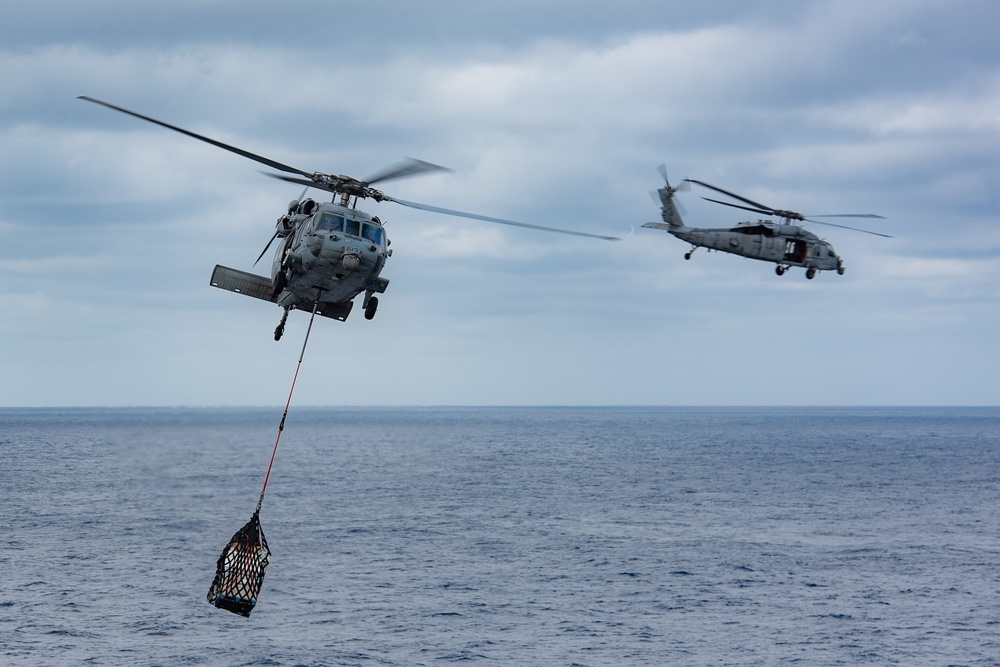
{"left": 308, "top": 173, "right": 387, "bottom": 201}
{"left": 774, "top": 210, "right": 805, "bottom": 222}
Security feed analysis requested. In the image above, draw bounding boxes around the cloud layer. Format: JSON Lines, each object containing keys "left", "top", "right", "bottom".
{"left": 2, "top": 0, "right": 998, "bottom": 406}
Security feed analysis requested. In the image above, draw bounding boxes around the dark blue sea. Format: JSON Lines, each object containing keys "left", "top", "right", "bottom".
{"left": 2, "top": 407, "right": 999, "bottom": 666}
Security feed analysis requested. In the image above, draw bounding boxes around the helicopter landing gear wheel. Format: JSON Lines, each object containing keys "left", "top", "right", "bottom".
{"left": 684, "top": 252, "right": 692, "bottom": 260}
{"left": 837, "top": 265, "right": 845, "bottom": 275}
{"left": 775, "top": 265, "right": 786, "bottom": 276}
{"left": 806, "top": 268, "right": 817, "bottom": 280}
{"left": 274, "top": 307, "right": 290, "bottom": 341}
{"left": 364, "top": 296, "right": 379, "bottom": 320}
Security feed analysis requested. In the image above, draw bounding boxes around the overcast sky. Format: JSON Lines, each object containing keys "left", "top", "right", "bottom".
{"left": 2, "top": 0, "right": 998, "bottom": 407}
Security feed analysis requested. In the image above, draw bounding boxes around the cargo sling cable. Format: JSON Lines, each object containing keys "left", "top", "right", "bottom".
{"left": 207, "top": 299, "right": 321, "bottom": 617}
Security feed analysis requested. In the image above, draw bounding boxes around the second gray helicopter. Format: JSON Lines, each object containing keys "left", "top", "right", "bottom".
{"left": 643, "top": 166, "right": 889, "bottom": 279}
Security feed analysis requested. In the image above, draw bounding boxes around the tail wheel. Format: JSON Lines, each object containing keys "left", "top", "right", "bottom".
{"left": 806, "top": 268, "right": 817, "bottom": 279}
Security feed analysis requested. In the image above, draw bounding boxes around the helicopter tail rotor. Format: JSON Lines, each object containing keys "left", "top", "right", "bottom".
{"left": 657, "top": 165, "right": 690, "bottom": 193}
{"left": 652, "top": 164, "right": 688, "bottom": 217}
{"left": 657, "top": 164, "right": 669, "bottom": 184}
{"left": 656, "top": 165, "right": 689, "bottom": 198}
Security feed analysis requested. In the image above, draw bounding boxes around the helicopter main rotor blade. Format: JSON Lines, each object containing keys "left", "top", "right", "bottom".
{"left": 363, "top": 158, "right": 452, "bottom": 187}
{"left": 384, "top": 196, "right": 621, "bottom": 241}
{"left": 78, "top": 96, "right": 313, "bottom": 178}
{"left": 686, "top": 174, "right": 889, "bottom": 236}
{"left": 808, "top": 213, "right": 887, "bottom": 219}
{"left": 651, "top": 189, "right": 688, "bottom": 215}
{"left": 701, "top": 197, "right": 774, "bottom": 216}
{"left": 704, "top": 197, "right": 890, "bottom": 235}
{"left": 254, "top": 186, "right": 308, "bottom": 266}
{"left": 265, "top": 173, "right": 335, "bottom": 194}
{"left": 804, "top": 219, "right": 893, "bottom": 237}
{"left": 253, "top": 231, "right": 280, "bottom": 267}
{"left": 685, "top": 178, "right": 775, "bottom": 213}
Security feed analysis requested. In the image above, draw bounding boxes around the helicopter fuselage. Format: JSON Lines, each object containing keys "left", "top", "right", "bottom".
{"left": 272, "top": 199, "right": 390, "bottom": 313}
{"left": 209, "top": 198, "right": 391, "bottom": 333}
{"left": 669, "top": 220, "right": 843, "bottom": 274}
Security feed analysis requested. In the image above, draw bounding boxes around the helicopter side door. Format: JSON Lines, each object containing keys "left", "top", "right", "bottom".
{"left": 760, "top": 234, "right": 786, "bottom": 262}
{"left": 783, "top": 240, "right": 807, "bottom": 265}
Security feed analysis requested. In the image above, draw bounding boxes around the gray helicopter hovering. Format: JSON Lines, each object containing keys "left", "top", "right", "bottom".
{"left": 642, "top": 166, "right": 888, "bottom": 279}
{"left": 79, "top": 97, "right": 619, "bottom": 340}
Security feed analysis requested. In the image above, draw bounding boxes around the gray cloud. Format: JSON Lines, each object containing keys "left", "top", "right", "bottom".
{"left": 1, "top": 0, "right": 998, "bottom": 406}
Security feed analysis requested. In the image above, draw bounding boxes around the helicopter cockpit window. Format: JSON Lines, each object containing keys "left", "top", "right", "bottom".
{"left": 344, "top": 218, "right": 361, "bottom": 237}
{"left": 362, "top": 223, "right": 384, "bottom": 246}
{"left": 314, "top": 213, "right": 345, "bottom": 232}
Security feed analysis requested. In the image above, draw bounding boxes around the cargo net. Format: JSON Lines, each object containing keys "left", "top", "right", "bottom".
{"left": 207, "top": 511, "right": 271, "bottom": 617}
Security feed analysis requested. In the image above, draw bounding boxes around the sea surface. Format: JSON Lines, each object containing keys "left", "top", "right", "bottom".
{"left": 2, "top": 406, "right": 999, "bottom": 666}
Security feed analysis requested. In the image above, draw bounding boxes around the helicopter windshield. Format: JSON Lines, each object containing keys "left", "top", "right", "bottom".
{"left": 314, "top": 212, "right": 344, "bottom": 232}
{"left": 362, "top": 223, "right": 384, "bottom": 246}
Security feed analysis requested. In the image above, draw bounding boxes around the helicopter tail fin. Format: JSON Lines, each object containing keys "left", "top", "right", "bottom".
{"left": 644, "top": 165, "right": 687, "bottom": 230}
{"left": 658, "top": 188, "right": 685, "bottom": 228}
{"left": 642, "top": 187, "right": 685, "bottom": 232}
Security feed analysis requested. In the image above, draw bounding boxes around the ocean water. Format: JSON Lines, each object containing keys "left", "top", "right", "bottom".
{"left": 2, "top": 406, "right": 999, "bottom": 666}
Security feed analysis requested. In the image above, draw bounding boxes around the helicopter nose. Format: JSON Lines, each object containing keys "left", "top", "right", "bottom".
{"left": 317, "top": 232, "right": 383, "bottom": 266}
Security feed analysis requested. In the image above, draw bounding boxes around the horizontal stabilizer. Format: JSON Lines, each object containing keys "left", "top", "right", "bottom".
{"left": 642, "top": 222, "right": 673, "bottom": 231}
{"left": 210, "top": 265, "right": 277, "bottom": 303}
{"left": 317, "top": 300, "right": 353, "bottom": 322}
{"left": 210, "top": 264, "right": 355, "bottom": 321}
